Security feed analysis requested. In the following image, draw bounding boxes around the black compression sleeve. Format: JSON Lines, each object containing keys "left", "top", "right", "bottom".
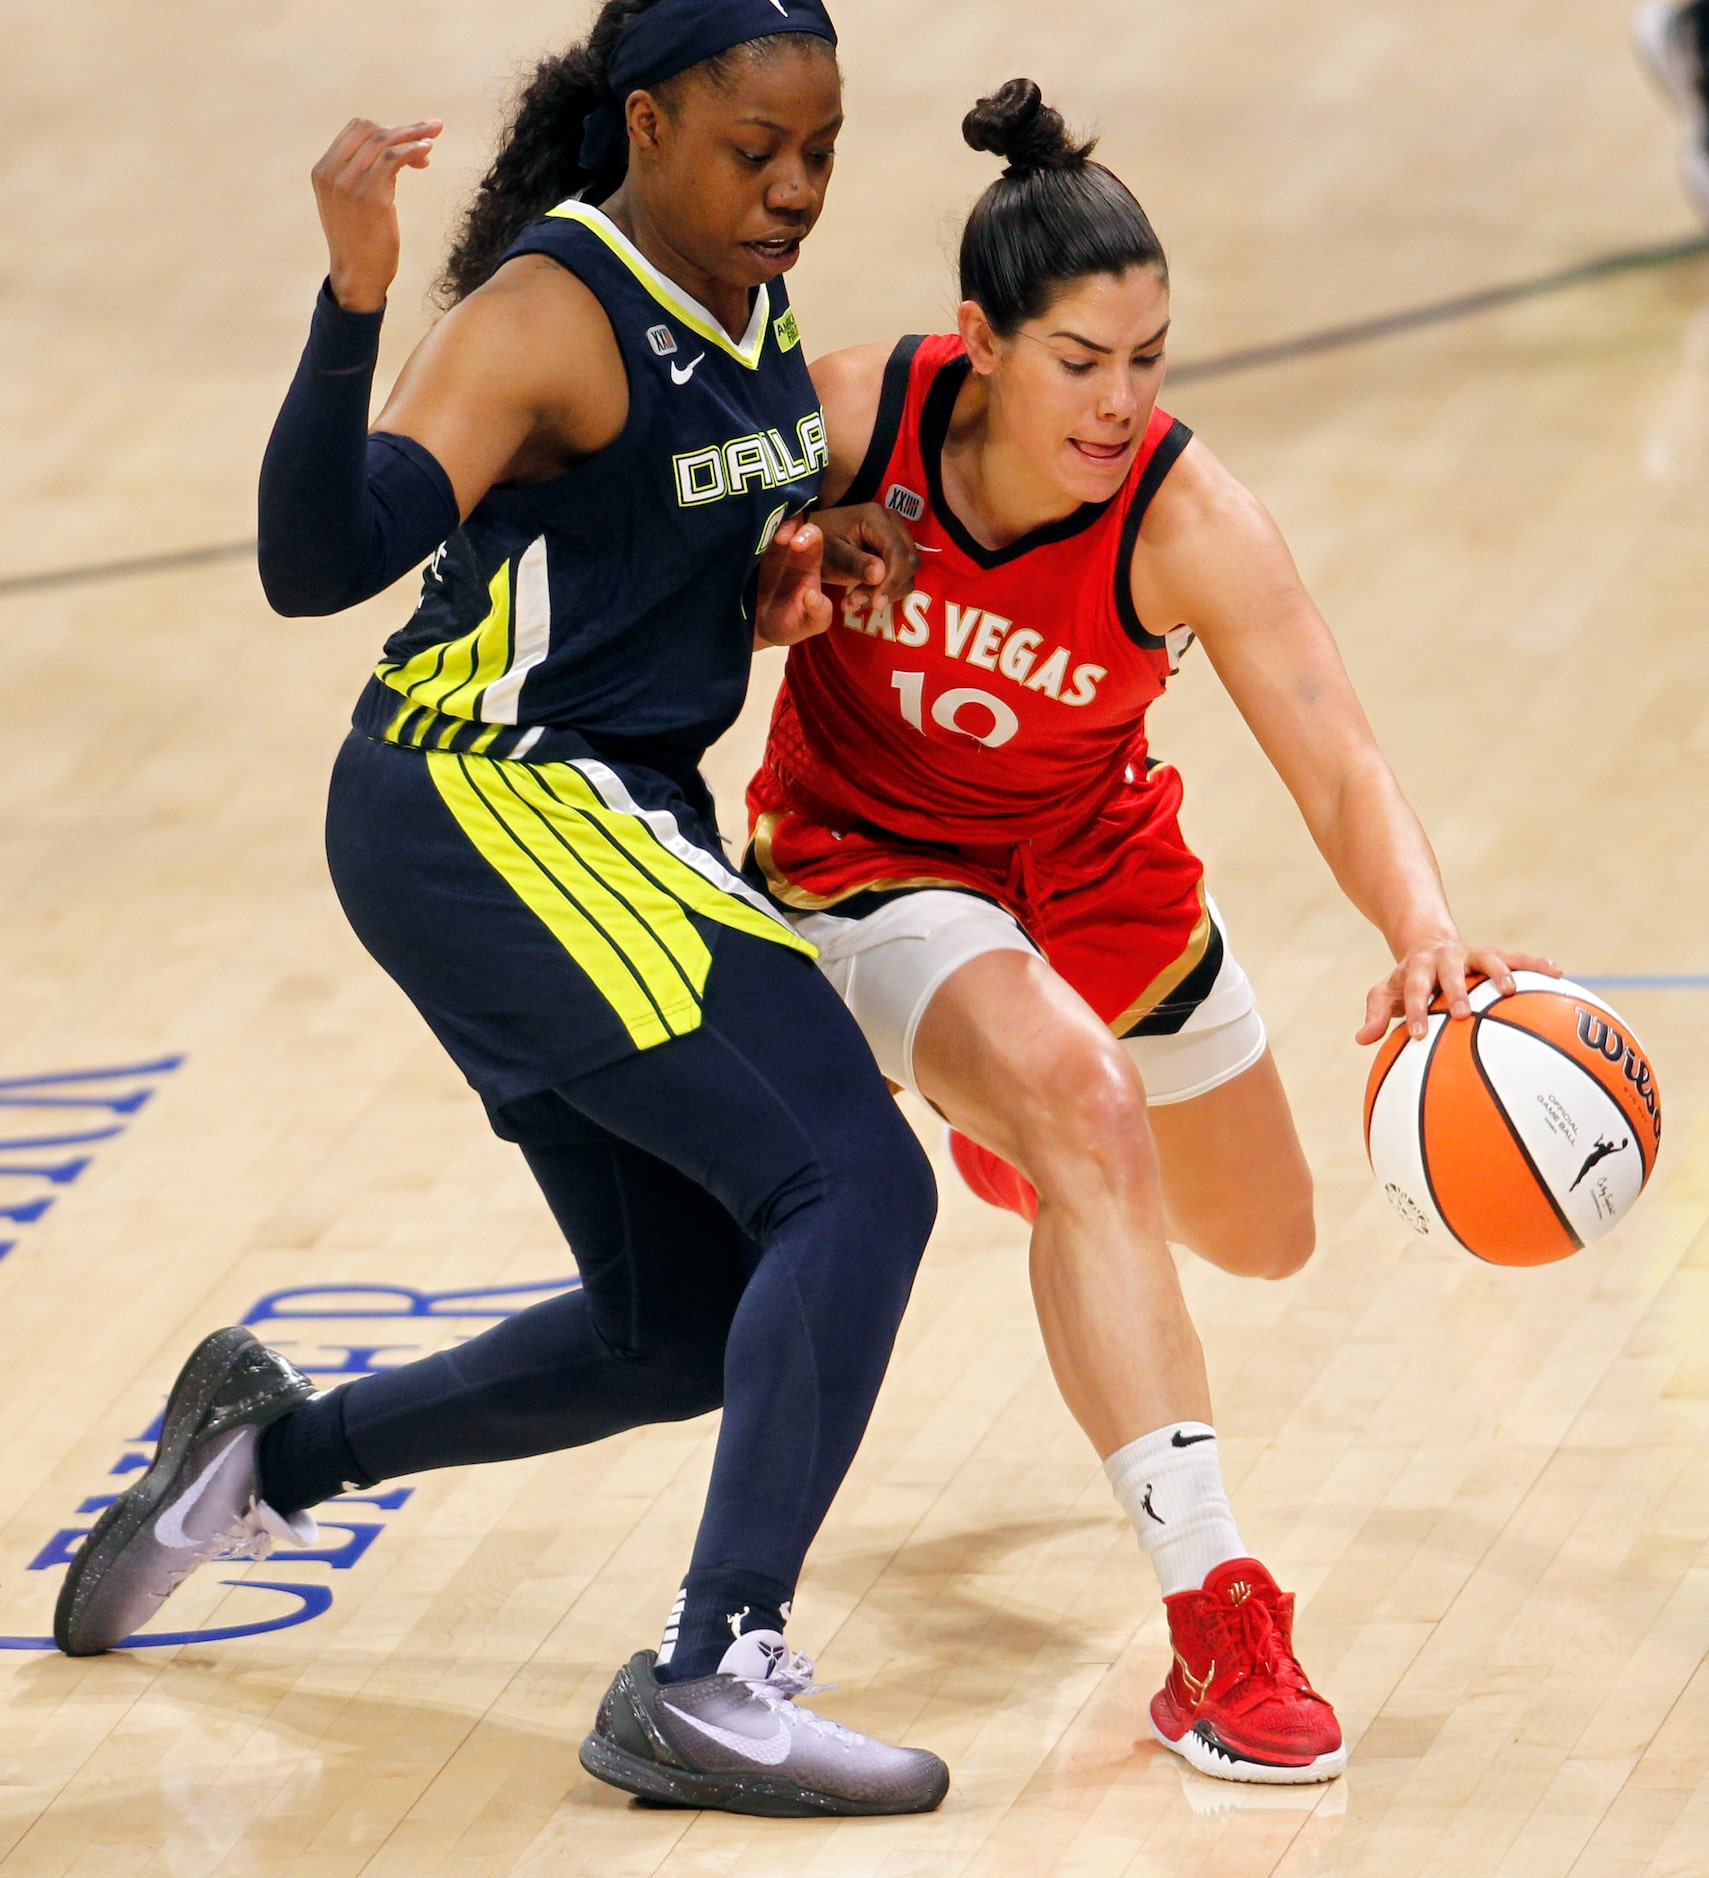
{"left": 257, "top": 283, "right": 461, "bottom": 618}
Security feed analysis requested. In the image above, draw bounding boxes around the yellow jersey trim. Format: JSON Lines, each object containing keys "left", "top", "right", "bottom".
{"left": 544, "top": 200, "right": 771, "bottom": 370}
{"left": 381, "top": 561, "right": 514, "bottom": 722}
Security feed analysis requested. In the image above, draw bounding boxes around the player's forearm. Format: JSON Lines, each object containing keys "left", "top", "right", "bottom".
{"left": 1309, "top": 755, "right": 1461, "bottom": 961}
{"left": 257, "top": 284, "right": 459, "bottom": 617}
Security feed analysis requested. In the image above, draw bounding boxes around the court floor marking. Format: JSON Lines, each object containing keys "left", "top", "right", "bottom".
{"left": 2, "top": 232, "right": 1704, "bottom": 604}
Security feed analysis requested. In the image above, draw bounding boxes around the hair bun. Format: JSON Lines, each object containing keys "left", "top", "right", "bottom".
{"left": 962, "top": 78, "right": 1095, "bottom": 176}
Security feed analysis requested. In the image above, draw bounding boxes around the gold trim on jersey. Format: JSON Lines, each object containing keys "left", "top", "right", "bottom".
{"left": 427, "top": 755, "right": 814, "bottom": 1052}
{"left": 544, "top": 200, "right": 772, "bottom": 370}
{"left": 1110, "top": 883, "right": 1213, "bottom": 1038}
{"left": 748, "top": 812, "right": 981, "bottom": 912}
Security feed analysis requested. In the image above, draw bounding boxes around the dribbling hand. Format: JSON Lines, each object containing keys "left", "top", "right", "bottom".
{"left": 312, "top": 117, "right": 444, "bottom": 314}
{"left": 1358, "top": 940, "right": 1560, "bottom": 1045}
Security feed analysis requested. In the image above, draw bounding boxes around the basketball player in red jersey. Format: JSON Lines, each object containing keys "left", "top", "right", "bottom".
{"left": 747, "top": 81, "right": 1557, "bottom": 1784}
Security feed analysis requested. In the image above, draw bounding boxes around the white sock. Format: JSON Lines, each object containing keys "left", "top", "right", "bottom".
{"left": 1104, "top": 1422, "right": 1246, "bottom": 1597}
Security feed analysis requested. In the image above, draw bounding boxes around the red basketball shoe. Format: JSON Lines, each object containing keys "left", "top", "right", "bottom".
{"left": 946, "top": 1129, "right": 1039, "bottom": 1223}
{"left": 1150, "top": 1558, "right": 1345, "bottom": 1783}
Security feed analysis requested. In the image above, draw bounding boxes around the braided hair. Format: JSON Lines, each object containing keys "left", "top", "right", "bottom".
{"left": 959, "top": 79, "right": 1166, "bottom": 337}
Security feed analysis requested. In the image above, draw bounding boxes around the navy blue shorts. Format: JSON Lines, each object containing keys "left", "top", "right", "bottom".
{"left": 326, "top": 695, "right": 815, "bottom": 1107}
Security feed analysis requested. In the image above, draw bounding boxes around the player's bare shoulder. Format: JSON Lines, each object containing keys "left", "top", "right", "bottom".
{"left": 378, "top": 252, "right": 629, "bottom": 478}
{"left": 1129, "top": 434, "right": 1301, "bottom": 631}
{"left": 810, "top": 342, "right": 896, "bottom": 503}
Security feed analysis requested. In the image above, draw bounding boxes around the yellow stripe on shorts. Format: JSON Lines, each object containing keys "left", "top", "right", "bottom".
{"left": 535, "top": 765, "right": 817, "bottom": 960}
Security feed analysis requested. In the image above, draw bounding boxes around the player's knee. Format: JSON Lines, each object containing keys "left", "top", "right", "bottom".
{"left": 1199, "top": 1180, "right": 1316, "bottom": 1279}
{"left": 1025, "top": 1037, "right": 1152, "bottom": 1182}
{"left": 853, "top": 1104, "right": 938, "bottom": 1260}
{"left": 620, "top": 1326, "right": 728, "bottom": 1420}
{"left": 1258, "top": 1199, "right": 1316, "bottom": 1278}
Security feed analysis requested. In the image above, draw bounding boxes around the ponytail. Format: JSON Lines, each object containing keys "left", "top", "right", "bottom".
{"left": 437, "top": 0, "right": 664, "bottom": 306}
{"left": 959, "top": 78, "right": 1166, "bottom": 337}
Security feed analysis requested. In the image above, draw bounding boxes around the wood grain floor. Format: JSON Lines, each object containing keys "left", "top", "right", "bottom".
{"left": 2, "top": 2, "right": 1708, "bottom": 1871}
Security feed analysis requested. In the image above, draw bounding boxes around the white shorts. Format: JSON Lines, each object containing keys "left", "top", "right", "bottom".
{"left": 793, "top": 889, "right": 1268, "bottom": 1104}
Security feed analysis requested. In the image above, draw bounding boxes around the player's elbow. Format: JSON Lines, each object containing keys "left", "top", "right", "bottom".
{"left": 257, "top": 547, "right": 362, "bottom": 619}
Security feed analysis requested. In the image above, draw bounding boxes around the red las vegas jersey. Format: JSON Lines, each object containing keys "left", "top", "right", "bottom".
{"left": 764, "top": 332, "right": 1194, "bottom": 848}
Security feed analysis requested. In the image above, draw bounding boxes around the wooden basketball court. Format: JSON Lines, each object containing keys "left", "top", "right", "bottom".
{"left": 3, "top": 1, "right": 1707, "bottom": 1869}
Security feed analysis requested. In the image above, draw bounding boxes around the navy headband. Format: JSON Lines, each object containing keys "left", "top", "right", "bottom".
{"left": 581, "top": 0, "right": 838, "bottom": 169}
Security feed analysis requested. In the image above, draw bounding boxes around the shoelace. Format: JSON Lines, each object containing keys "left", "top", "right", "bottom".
{"left": 161, "top": 1499, "right": 318, "bottom": 1595}
{"left": 737, "top": 1648, "right": 866, "bottom": 1749}
{"left": 1204, "top": 1593, "right": 1312, "bottom": 1699}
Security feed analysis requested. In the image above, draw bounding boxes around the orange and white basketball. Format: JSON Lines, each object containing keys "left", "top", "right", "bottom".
{"left": 1363, "top": 972, "right": 1660, "bottom": 1266}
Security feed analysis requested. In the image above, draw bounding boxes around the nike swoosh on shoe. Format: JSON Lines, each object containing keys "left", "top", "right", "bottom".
{"left": 152, "top": 1430, "right": 249, "bottom": 1548}
{"left": 665, "top": 1704, "right": 794, "bottom": 1767}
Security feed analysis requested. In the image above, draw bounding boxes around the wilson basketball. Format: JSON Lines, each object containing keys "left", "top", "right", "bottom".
{"left": 1364, "top": 973, "right": 1660, "bottom": 1266}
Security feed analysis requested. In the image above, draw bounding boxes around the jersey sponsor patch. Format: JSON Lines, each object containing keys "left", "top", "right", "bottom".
{"left": 773, "top": 308, "right": 802, "bottom": 353}
{"left": 884, "top": 483, "right": 926, "bottom": 522}
{"left": 646, "top": 324, "right": 679, "bottom": 358}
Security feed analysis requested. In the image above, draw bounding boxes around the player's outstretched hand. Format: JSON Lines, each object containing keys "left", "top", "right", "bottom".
{"left": 313, "top": 117, "right": 444, "bottom": 315}
{"left": 814, "top": 502, "right": 920, "bottom": 603}
{"left": 1358, "top": 941, "right": 1561, "bottom": 1045}
{"left": 755, "top": 518, "right": 836, "bottom": 648}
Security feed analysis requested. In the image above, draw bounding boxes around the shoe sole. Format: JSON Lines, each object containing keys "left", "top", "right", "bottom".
{"left": 1150, "top": 1714, "right": 1347, "bottom": 1786}
{"left": 578, "top": 1729, "right": 949, "bottom": 1819}
{"left": 54, "top": 1327, "right": 278, "bottom": 1657}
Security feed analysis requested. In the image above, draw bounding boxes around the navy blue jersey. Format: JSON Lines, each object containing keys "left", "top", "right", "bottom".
{"left": 362, "top": 200, "right": 828, "bottom": 763}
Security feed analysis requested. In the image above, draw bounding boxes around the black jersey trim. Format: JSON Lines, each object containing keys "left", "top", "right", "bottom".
{"left": 1122, "top": 917, "right": 1226, "bottom": 1038}
{"left": 843, "top": 335, "right": 925, "bottom": 508}
{"left": 921, "top": 356, "right": 1119, "bottom": 569}
{"left": 1114, "top": 418, "right": 1194, "bottom": 649}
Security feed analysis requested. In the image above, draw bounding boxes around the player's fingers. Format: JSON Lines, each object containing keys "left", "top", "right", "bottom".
{"left": 1466, "top": 945, "right": 1519, "bottom": 996}
{"left": 1359, "top": 980, "right": 1396, "bottom": 1045}
{"left": 1438, "top": 948, "right": 1472, "bottom": 1020}
{"left": 344, "top": 121, "right": 442, "bottom": 184}
{"left": 362, "top": 119, "right": 443, "bottom": 155}
{"left": 1402, "top": 958, "right": 1435, "bottom": 1039}
{"left": 1496, "top": 947, "right": 1560, "bottom": 977}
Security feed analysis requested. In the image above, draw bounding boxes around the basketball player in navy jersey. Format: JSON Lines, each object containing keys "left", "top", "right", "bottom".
{"left": 52, "top": 0, "right": 949, "bottom": 1819}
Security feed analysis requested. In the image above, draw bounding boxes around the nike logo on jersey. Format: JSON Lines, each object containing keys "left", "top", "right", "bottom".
{"left": 666, "top": 1702, "right": 794, "bottom": 1766}
{"left": 767, "top": 0, "right": 790, "bottom": 14}
{"left": 671, "top": 352, "right": 708, "bottom": 386}
{"left": 153, "top": 1430, "right": 248, "bottom": 1548}
{"left": 1171, "top": 1430, "right": 1216, "bottom": 1448}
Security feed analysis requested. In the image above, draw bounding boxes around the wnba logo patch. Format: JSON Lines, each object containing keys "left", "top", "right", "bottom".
{"left": 885, "top": 484, "right": 926, "bottom": 522}
{"left": 646, "top": 325, "right": 679, "bottom": 358}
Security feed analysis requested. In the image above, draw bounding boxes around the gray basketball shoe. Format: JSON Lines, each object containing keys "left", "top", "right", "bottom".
{"left": 54, "top": 1326, "right": 321, "bottom": 1656}
{"left": 580, "top": 1630, "right": 950, "bottom": 1817}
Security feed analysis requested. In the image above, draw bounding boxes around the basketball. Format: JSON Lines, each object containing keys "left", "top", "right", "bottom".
{"left": 1364, "top": 973, "right": 1661, "bottom": 1266}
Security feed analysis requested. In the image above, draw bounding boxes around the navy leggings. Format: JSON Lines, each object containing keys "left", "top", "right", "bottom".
{"left": 261, "top": 930, "right": 936, "bottom": 1678}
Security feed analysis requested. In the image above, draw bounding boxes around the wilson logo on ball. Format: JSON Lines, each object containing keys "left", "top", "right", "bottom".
{"left": 1364, "top": 973, "right": 1661, "bottom": 1267}
{"left": 1573, "top": 1008, "right": 1660, "bottom": 1143}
